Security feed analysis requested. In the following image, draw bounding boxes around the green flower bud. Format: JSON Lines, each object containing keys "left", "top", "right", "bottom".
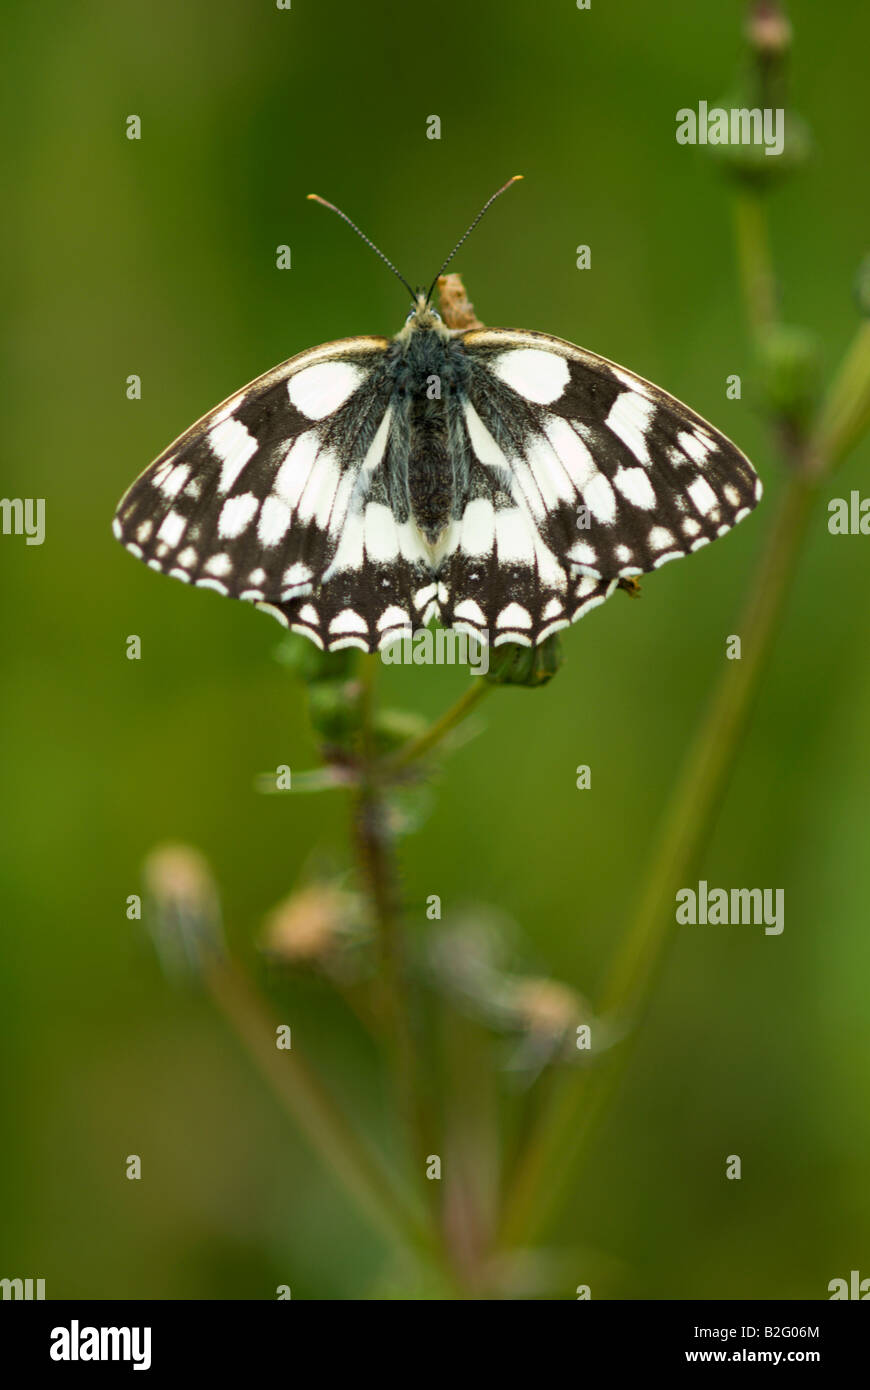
{"left": 485, "top": 634, "right": 563, "bottom": 688}
{"left": 274, "top": 633, "right": 356, "bottom": 685}
{"left": 758, "top": 324, "right": 822, "bottom": 432}
{"left": 306, "top": 679, "right": 363, "bottom": 742}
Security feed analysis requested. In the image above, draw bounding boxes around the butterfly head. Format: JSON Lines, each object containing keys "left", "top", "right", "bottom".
{"left": 400, "top": 292, "right": 445, "bottom": 336}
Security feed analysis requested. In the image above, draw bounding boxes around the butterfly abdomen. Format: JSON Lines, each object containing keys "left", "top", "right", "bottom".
{"left": 407, "top": 395, "right": 452, "bottom": 541}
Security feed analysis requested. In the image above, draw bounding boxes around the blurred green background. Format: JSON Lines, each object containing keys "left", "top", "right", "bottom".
{"left": 2, "top": 0, "right": 869, "bottom": 1299}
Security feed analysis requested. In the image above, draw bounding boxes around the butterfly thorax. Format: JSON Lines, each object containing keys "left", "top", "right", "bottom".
{"left": 387, "top": 316, "right": 471, "bottom": 546}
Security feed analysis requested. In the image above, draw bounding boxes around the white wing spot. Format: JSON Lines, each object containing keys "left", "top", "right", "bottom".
{"left": 568, "top": 540, "right": 599, "bottom": 571}
{"left": 497, "top": 603, "right": 532, "bottom": 629}
{"left": 377, "top": 606, "right": 412, "bottom": 631}
{"left": 282, "top": 562, "right": 313, "bottom": 587}
{"left": 255, "top": 601, "right": 290, "bottom": 629}
{"left": 606, "top": 392, "right": 655, "bottom": 466}
{"left": 208, "top": 418, "right": 258, "bottom": 493}
{"left": 204, "top": 554, "right": 232, "bottom": 578}
{"left": 157, "top": 511, "right": 186, "bottom": 548}
{"left": 613, "top": 465, "right": 656, "bottom": 509}
{"left": 492, "top": 348, "right": 570, "bottom": 404}
{"left": 160, "top": 464, "right": 191, "bottom": 499}
{"left": 460, "top": 497, "right": 496, "bottom": 557}
{"left": 364, "top": 503, "right": 398, "bottom": 562}
{"left": 361, "top": 407, "right": 393, "bottom": 474}
{"left": 258, "top": 496, "right": 293, "bottom": 547}
{"left": 542, "top": 417, "right": 598, "bottom": 491}
{"left": 463, "top": 402, "right": 507, "bottom": 467}
{"left": 583, "top": 472, "right": 617, "bottom": 525}
{"left": 414, "top": 583, "right": 438, "bottom": 610}
{"left": 454, "top": 598, "right": 487, "bottom": 626}
{"left": 648, "top": 526, "right": 675, "bottom": 551}
{"left": 288, "top": 361, "right": 363, "bottom": 420}
{"left": 687, "top": 476, "right": 719, "bottom": 515}
{"left": 218, "top": 492, "right": 259, "bottom": 539}
{"left": 273, "top": 431, "right": 321, "bottom": 509}
{"left": 612, "top": 367, "right": 652, "bottom": 397}
{"left": 679, "top": 430, "right": 714, "bottom": 465}
{"left": 495, "top": 508, "right": 535, "bottom": 563}
{"left": 329, "top": 609, "right": 367, "bottom": 635}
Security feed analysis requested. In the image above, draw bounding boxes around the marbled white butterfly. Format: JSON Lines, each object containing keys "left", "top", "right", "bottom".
{"left": 113, "top": 178, "right": 761, "bottom": 652}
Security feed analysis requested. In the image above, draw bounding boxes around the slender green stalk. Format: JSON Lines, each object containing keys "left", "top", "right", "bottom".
{"left": 500, "top": 132, "right": 870, "bottom": 1252}
{"left": 352, "top": 656, "right": 431, "bottom": 1188}
{"left": 384, "top": 679, "right": 491, "bottom": 772}
{"left": 499, "top": 471, "right": 817, "bottom": 1245}
{"left": 808, "top": 320, "right": 870, "bottom": 474}
{"left": 203, "top": 954, "right": 431, "bottom": 1254}
{"left": 733, "top": 187, "right": 778, "bottom": 341}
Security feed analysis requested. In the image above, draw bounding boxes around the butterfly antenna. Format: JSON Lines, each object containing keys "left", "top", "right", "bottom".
{"left": 307, "top": 193, "right": 417, "bottom": 301}
{"left": 426, "top": 175, "right": 524, "bottom": 304}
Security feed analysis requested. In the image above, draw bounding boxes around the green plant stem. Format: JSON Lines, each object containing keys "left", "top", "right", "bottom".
{"left": 499, "top": 171, "right": 870, "bottom": 1250}
{"left": 384, "top": 679, "right": 492, "bottom": 772}
{"left": 733, "top": 187, "right": 778, "bottom": 342}
{"left": 353, "top": 656, "right": 430, "bottom": 1188}
{"left": 809, "top": 319, "right": 870, "bottom": 473}
{"left": 499, "top": 470, "right": 818, "bottom": 1247}
{"left": 202, "top": 954, "right": 431, "bottom": 1255}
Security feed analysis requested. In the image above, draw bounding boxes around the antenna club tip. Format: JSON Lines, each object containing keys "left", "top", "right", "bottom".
{"left": 511, "top": 174, "right": 524, "bottom": 181}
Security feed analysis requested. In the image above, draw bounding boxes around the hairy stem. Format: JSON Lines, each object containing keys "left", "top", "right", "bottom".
{"left": 353, "top": 656, "right": 431, "bottom": 1189}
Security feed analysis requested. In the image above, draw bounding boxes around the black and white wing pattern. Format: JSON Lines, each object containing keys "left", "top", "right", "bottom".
{"left": 113, "top": 338, "right": 432, "bottom": 651}
{"left": 437, "top": 327, "right": 761, "bottom": 647}
{"left": 114, "top": 321, "right": 761, "bottom": 653}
